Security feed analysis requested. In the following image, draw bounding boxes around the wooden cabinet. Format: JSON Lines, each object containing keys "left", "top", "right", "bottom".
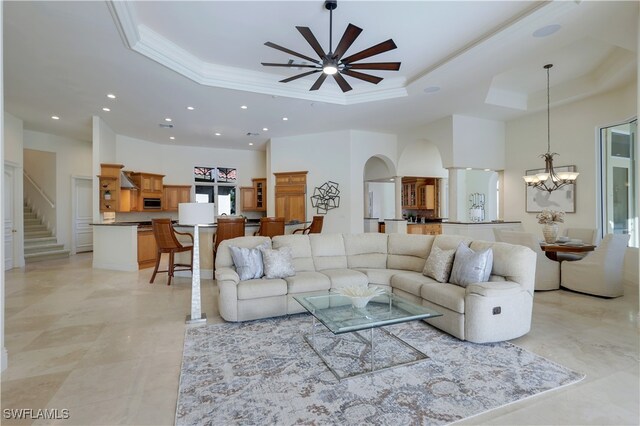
{"left": 163, "top": 185, "right": 192, "bottom": 211}
{"left": 137, "top": 228, "right": 157, "bottom": 269}
{"left": 129, "top": 172, "right": 165, "bottom": 211}
{"left": 402, "top": 177, "right": 439, "bottom": 212}
{"left": 240, "top": 178, "right": 267, "bottom": 212}
{"left": 274, "top": 171, "right": 307, "bottom": 223}
{"left": 407, "top": 223, "right": 442, "bottom": 235}
{"left": 98, "top": 163, "right": 125, "bottom": 213}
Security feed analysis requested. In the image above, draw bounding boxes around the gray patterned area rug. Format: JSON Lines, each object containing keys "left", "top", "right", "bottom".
{"left": 176, "top": 315, "right": 584, "bottom": 425}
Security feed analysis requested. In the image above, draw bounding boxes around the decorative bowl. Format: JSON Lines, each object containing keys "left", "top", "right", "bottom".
{"left": 334, "top": 286, "right": 386, "bottom": 308}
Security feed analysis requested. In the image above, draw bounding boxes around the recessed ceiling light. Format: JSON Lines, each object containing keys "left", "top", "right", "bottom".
{"left": 533, "top": 24, "right": 561, "bottom": 38}
{"left": 484, "top": 168, "right": 491, "bottom": 172}
{"left": 169, "top": 136, "right": 175, "bottom": 140}
{"left": 466, "top": 167, "right": 473, "bottom": 170}
{"left": 249, "top": 142, "right": 254, "bottom": 146}
{"left": 165, "top": 117, "right": 172, "bottom": 122}
{"left": 423, "top": 86, "right": 440, "bottom": 94}
{"left": 102, "top": 107, "right": 110, "bottom": 112}
{"left": 241, "top": 105, "right": 248, "bottom": 110}
{"left": 186, "top": 106, "right": 195, "bottom": 111}
{"left": 107, "top": 93, "right": 116, "bottom": 99}
{"left": 282, "top": 117, "right": 288, "bottom": 121}
{"left": 262, "top": 127, "right": 269, "bottom": 131}
{"left": 215, "top": 132, "right": 221, "bottom": 136}
{"left": 51, "top": 115, "right": 60, "bottom": 120}
{"left": 389, "top": 178, "right": 395, "bottom": 182}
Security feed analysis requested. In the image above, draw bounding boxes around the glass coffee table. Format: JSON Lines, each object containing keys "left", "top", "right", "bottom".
{"left": 294, "top": 292, "right": 442, "bottom": 381}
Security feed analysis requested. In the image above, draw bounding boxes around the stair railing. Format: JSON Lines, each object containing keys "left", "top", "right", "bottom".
{"left": 24, "top": 171, "right": 55, "bottom": 208}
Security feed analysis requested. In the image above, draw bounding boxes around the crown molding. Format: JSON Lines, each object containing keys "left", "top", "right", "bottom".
{"left": 107, "top": 1, "right": 407, "bottom": 105}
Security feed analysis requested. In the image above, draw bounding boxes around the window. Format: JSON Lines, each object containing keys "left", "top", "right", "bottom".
{"left": 194, "top": 166, "right": 237, "bottom": 216}
{"left": 599, "top": 119, "right": 637, "bottom": 247}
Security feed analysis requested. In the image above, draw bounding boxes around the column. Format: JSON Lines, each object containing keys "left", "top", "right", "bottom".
{"left": 394, "top": 176, "right": 403, "bottom": 219}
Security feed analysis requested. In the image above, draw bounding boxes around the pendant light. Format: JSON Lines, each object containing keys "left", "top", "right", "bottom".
{"left": 522, "top": 64, "right": 578, "bottom": 192}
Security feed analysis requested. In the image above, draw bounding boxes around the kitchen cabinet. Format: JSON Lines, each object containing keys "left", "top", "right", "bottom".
{"left": 137, "top": 228, "right": 157, "bottom": 269}
{"left": 407, "top": 223, "right": 441, "bottom": 235}
{"left": 129, "top": 172, "right": 165, "bottom": 211}
{"left": 402, "top": 177, "right": 439, "bottom": 212}
{"left": 274, "top": 171, "right": 307, "bottom": 223}
{"left": 240, "top": 178, "right": 267, "bottom": 212}
{"left": 163, "top": 185, "right": 192, "bottom": 211}
{"left": 98, "top": 163, "right": 125, "bottom": 213}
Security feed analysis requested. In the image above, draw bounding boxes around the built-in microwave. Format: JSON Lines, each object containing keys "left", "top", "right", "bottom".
{"left": 143, "top": 198, "right": 162, "bottom": 209}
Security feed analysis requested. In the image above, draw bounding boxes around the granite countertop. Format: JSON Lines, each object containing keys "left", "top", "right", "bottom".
{"left": 441, "top": 221, "right": 521, "bottom": 225}
{"left": 93, "top": 220, "right": 310, "bottom": 228}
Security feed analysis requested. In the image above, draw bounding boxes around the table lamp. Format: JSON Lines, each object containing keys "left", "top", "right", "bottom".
{"left": 179, "top": 202, "right": 215, "bottom": 324}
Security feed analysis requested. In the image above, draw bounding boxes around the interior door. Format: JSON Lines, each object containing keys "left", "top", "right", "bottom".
{"left": 73, "top": 177, "right": 93, "bottom": 253}
{"left": 4, "top": 166, "right": 15, "bottom": 270}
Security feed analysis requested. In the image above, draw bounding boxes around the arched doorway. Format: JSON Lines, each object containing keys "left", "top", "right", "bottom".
{"left": 363, "top": 155, "right": 396, "bottom": 230}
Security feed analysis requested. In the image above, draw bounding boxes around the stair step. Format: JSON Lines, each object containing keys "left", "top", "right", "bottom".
{"left": 24, "top": 230, "right": 53, "bottom": 238}
{"left": 24, "top": 213, "right": 38, "bottom": 219}
{"left": 24, "top": 218, "right": 41, "bottom": 225}
{"left": 24, "top": 243, "right": 66, "bottom": 254}
{"left": 25, "top": 249, "right": 70, "bottom": 263}
{"left": 25, "top": 224, "right": 48, "bottom": 232}
{"left": 24, "top": 236, "right": 58, "bottom": 247}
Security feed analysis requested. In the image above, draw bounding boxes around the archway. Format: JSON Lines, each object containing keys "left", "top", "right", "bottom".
{"left": 363, "top": 155, "right": 396, "bottom": 226}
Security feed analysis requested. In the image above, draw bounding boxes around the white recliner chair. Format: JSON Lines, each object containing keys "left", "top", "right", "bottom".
{"left": 557, "top": 227, "right": 599, "bottom": 261}
{"left": 499, "top": 230, "right": 560, "bottom": 291}
{"left": 561, "top": 234, "right": 630, "bottom": 297}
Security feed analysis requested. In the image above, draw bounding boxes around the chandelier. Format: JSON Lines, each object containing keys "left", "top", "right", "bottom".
{"left": 522, "top": 64, "right": 578, "bottom": 192}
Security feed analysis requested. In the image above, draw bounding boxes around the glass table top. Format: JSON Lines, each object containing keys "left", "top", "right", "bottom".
{"left": 294, "top": 292, "right": 442, "bottom": 335}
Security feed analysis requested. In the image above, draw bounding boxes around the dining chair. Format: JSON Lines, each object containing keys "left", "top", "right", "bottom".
{"left": 498, "top": 230, "right": 560, "bottom": 291}
{"left": 254, "top": 217, "right": 285, "bottom": 237}
{"left": 561, "top": 234, "right": 630, "bottom": 297}
{"left": 293, "top": 215, "right": 324, "bottom": 235}
{"left": 150, "top": 218, "right": 193, "bottom": 286}
{"left": 213, "top": 216, "right": 246, "bottom": 267}
{"left": 557, "top": 227, "right": 599, "bottom": 261}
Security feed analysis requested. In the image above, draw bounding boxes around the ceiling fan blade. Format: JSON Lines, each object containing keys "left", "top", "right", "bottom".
{"left": 347, "top": 62, "right": 401, "bottom": 71}
{"left": 310, "top": 73, "right": 328, "bottom": 91}
{"left": 279, "top": 70, "right": 321, "bottom": 83}
{"left": 332, "top": 23, "right": 363, "bottom": 60}
{"left": 296, "top": 26, "right": 326, "bottom": 59}
{"left": 341, "top": 69, "right": 383, "bottom": 84}
{"left": 341, "top": 39, "right": 397, "bottom": 64}
{"left": 261, "top": 62, "right": 319, "bottom": 68}
{"left": 333, "top": 73, "right": 353, "bottom": 92}
{"left": 264, "top": 41, "right": 320, "bottom": 64}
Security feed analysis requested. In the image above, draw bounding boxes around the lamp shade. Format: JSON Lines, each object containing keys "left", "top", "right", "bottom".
{"left": 178, "top": 203, "right": 215, "bottom": 226}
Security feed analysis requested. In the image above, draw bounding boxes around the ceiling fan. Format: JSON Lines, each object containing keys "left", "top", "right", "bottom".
{"left": 261, "top": 0, "right": 401, "bottom": 92}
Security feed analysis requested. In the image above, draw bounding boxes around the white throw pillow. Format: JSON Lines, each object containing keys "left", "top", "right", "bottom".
{"left": 229, "top": 241, "right": 270, "bottom": 281}
{"left": 423, "top": 245, "right": 456, "bottom": 283}
{"left": 449, "top": 243, "right": 493, "bottom": 288}
{"left": 260, "top": 246, "right": 295, "bottom": 279}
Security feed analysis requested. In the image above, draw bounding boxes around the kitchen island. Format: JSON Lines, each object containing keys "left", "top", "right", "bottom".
{"left": 92, "top": 220, "right": 309, "bottom": 275}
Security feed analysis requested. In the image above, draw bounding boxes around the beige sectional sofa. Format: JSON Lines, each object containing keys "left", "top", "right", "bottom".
{"left": 215, "top": 233, "right": 536, "bottom": 343}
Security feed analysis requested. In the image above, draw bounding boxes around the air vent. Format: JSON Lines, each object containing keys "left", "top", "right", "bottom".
{"left": 246, "top": 132, "right": 260, "bottom": 136}
{"left": 159, "top": 123, "right": 174, "bottom": 128}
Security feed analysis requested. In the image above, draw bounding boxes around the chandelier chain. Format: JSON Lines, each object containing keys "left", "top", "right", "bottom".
{"left": 547, "top": 65, "right": 551, "bottom": 153}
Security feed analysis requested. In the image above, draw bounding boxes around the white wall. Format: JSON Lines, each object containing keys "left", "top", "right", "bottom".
{"left": 398, "top": 116, "right": 454, "bottom": 168}
{"left": 4, "top": 113, "right": 24, "bottom": 269}
{"left": 397, "top": 141, "right": 448, "bottom": 178}
{"left": 368, "top": 182, "right": 395, "bottom": 220}
{"left": 23, "top": 130, "right": 92, "bottom": 251}
{"left": 1, "top": 3, "right": 7, "bottom": 371}
{"left": 504, "top": 82, "right": 637, "bottom": 233}
{"left": 452, "top": 115, "right": 505, "bottom": 170}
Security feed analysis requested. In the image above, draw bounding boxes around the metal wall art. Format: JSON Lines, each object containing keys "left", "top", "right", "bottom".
{"left": 311, "top": 181, "right": 340, "bottom": 214}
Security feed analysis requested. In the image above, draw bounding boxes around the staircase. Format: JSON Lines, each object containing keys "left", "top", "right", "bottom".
{"left": 23, "top": 204, "right": 70, "bottom": 263}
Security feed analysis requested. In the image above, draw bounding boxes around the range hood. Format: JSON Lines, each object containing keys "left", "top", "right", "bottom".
{"left": 120, "top": 172, "right": 138, "bottom": 189}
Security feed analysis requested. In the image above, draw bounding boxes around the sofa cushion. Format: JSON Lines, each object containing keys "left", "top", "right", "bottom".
{"left": 387, "top": 234, "right": 434, "bottom": 272}
{"left": 237, "top": 278, "right": 287, "bottom": 300}
{"left": 284, "top": 271, "right": 331, "bottom": 294}
{"left": 343, "top": 233, "right": 388, "bottom": 269}
{"left": 449, "top": 243, "right": 493, "bottom": 287}
{"left": 260, "top": 246, "right": 295, "bottom": 279}
{"left": 470, "top": 241, "right": 536, "bottom": 294}
{"left": 423, "top": 245, "right": 456, "bottom": 283}
{"left": 310, "top": 234, "right": 348, "bottom": 271}
{"left": 216, "top": 236, "right": 272, "bottom": 269}
{"left": 433, "top": 234, "right": 473, "bottom": 251}
{"left": 320, "top": 269, "right": 368, "bottom": 289}
{"left": 420, "top": 282, "right": 466, "bottom": 314}
{"left": 390, "top": 272, "right": 436, "bottom": 297}
{"left": 229, "top": 241, "right": 270, "bottom": 280}
{"left": 272, "top": 235, "right": 315, "bottom": 272}
{"left": 355, "top": 268, "right": 407, "bottom": 286}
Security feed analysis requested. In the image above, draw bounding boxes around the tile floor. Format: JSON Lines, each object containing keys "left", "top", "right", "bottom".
{"left": 1, "top": 253, "right": 638, "bottom": 425}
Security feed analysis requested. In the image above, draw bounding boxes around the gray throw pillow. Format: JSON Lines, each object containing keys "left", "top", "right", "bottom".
{"left": 423, "top": 245, "right": 456, "bottom": 283}
{"left": 229, "top": 241, "right": 270, "bottom": 281}
{"left": 449, "top": 243, "right": 493, "bottom": 288}
{"left": 260, "top": 246, "right": 295, "bottom": 279}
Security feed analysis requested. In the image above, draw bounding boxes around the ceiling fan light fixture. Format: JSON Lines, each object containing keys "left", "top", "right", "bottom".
{"left": 322, "top": 59, "right": 338, "bottom": 75}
